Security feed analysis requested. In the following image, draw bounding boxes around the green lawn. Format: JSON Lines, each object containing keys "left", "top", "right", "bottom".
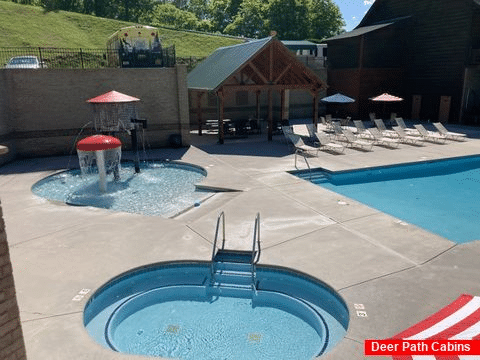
{"left": 0, "top": 1, "right": 243, "bottom": 57}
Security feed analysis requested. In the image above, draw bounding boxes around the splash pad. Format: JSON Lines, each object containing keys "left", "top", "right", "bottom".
{"left": 77, "top": 135, "right": 122, "bottom": 193}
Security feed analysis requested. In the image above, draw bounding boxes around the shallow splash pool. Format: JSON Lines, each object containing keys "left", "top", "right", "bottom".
{"left": 31, "top": 161, "right": 214, "bottom": 217}
{"left": 292, "top": 155, "right": 480, "bottom": 243}
{"left": 84, "top": 262, "right": 349, "bottom": 360}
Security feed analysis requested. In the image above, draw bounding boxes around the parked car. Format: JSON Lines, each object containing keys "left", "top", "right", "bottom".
{"left": 4, "top": 56, "right": 46, "bottom": 69}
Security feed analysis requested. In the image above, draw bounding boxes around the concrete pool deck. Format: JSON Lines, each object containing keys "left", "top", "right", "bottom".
{"left": 1, "top": 123, "right": 480, "bottom": 360}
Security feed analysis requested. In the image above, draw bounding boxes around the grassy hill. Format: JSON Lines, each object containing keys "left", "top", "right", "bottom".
{"left": 0, "top": 0, "right": 244, "bottom": 57}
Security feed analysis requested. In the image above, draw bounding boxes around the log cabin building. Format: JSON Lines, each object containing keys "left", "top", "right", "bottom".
{"left": 325, "top": 0, "right": 480, "bottom": 124}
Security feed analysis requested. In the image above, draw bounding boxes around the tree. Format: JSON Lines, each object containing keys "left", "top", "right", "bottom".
{"left": 143, "top": 3, "right": 209, "bottom": 30}
{"left": 224, "top": 0, "right": 266, "bottom": 37}
{"left": 225, "top": 0, "right": 343, "bottom": 40}
{"left": 307, "top": 0, "right": 345, "bottom": 39}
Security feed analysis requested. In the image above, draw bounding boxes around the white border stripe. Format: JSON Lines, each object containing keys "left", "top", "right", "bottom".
{"left": 407, "top": 297, "right": 480, "bottom": 340}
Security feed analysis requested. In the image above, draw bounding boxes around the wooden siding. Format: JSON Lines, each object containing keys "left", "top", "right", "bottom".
{"left": 328, "top": 0, "right": 480, "bottom": 122}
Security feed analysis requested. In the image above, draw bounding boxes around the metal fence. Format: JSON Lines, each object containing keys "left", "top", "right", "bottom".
{"left": 0, "top": 46, "right": 176, "bottom": 69}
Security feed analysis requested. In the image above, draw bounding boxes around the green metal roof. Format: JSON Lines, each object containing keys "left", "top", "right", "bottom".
{"left": 324, "top": 23, "right": 394, "bottom": 42}
{"left": 187, "top": 37, "right": 272, "bottom": 91}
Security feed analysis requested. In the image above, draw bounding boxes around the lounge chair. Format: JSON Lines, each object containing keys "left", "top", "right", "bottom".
{"left": 314, "top": 132, "right": 345, "bottom": 153}
{"left": 342, "top": 128, "right": 374, "bottom": 151}
{"left": 282, "top": 125, "right": 294, "bottom": 144}
{"left": 414, "top": 124, "right": 447, "bottom": 143}
{"left": 395, "top": 117, "right": 420, "bottom": 136}
{"left": 369, "top": 112, "right": 376, "bottom": 122}
{"left": 374, "top": 119, "right": 397, "bottom": 137}
{"left": 368, "top": 128, "right": 400, "bottom": 148}
{"left": 306, "top": 123, "right": 318, "bottom": 140}
{"left": 393, "top": 126, "right": 423, "bottom": 145}
{"left": 353, "top": 120, "right": 374, "bottom": 139}
{"left": 433, "top": 122, "right": 467, "bottom": 141}
{"left": 331, "top": 121, "right": 346, "bottom": 141}
{"left": 289, "top": 134, "right": 319, "bottom": 156}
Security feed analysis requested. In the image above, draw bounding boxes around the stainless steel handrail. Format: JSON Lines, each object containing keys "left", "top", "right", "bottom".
{"left": 251, "top": 212, "right": 261, "bottom": 290}
{"left": 294, "top": 149, "right": 312, "bottom": 180}
{"left": 211, "top": 211, "right": 225, "bottom": 261}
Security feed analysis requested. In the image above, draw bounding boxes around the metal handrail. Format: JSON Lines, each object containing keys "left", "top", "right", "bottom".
{"left": 211, "top": 211, "right": 225, "bottom": 261}
{"left": 294, "top": 150, "right": 312, "bottom": 179}
{"left": 251, "top": 212, "right": 261, "bottom": 290}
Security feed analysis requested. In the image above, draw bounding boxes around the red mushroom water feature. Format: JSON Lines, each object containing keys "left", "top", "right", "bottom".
{"left": 77, "top": 135, "right": 122, "bottom": 193}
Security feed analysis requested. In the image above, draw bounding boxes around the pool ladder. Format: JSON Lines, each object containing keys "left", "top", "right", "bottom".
{"left": 209, "top": 212, "right": 261, "bottom": 296}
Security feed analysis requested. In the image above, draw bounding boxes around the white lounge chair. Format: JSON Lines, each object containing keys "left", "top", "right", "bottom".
{"left": 353, "top": 120, "right": 374, "bottom": 139}
{"left": 331, "top": 121, "right": 346, "bottom": 141}
{"left": 395, "top": 117, "right": 420, "bottom": 136}
{"left": 289, "top": 134, "right": 319, "bottom": 156}
{"left": 282, "top": 125, "right": 294, "bottom": 144}
{"left": 368, "top": 128, "right": 400, "bottom": 148}
{"left": 342, "top": 128, "right": 374, "bottom": 151}
{"left": 393, "top": 126, "right": 423, "bottom": 145}
{"left": 374, "top": 119, "right": 397, "bottom": 138}
{"left": 414, "top": 124, "right": 447, "bottom": 143}
{"left": 433, "top": 122, "right": 467, "bottom": 141}
{"left": 314, "top": 132, "right": 345, "bottom": 153}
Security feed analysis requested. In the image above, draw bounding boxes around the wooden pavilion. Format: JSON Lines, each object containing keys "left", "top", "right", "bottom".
{"left": 188, "top": 36, "right": 327, "bottom": 143}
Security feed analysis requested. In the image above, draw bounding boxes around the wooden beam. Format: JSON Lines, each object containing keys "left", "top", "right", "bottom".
{"left": 311, "top": 89, "right": 319, "bottom": 127}
{"left": 247, "top": 61, "right": 269, "bottom": 84}
{"left": 256, "top": 90, "right": 261, "bottom": 121}
{"left": 274, "top": 63, "right": 292, "bottom": 84}
{"left": 268, "top": 89, "right": 273, "bottom": 141}
{"left": 222, "top": 84, "right": 319, "bottom": 92}
{"left": 269, "top": 45, "right": 273, "bottom": 82}
{"left": 196, "top": 91, "right": 205, "bottom": 136}
{"left": 217, "top": 90, "right": 225, "bottom": 144}
{"left": 280, "top": 89, "right": 285, "bottom": 122}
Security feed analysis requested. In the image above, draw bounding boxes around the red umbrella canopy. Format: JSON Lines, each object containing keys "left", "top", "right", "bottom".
{"left": 87, "top": 91, "right": 140, "bottom": 103}
{"left": 77, "top": 135, "right": 122, "bottom": 151}
{"left": 370, "top": 93, "right": 403, "bottom": 102}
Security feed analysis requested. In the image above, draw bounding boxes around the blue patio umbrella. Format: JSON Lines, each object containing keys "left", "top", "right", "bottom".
{"left": 321, "top": 93, "right": 355, "bottom": 104}
{"left": 321, "top": 93, "right": 355, "bottom": 117}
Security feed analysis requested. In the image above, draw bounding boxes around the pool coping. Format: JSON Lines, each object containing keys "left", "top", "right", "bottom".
{"left": 1, "top": 126, "right": 480, "bottom": 360}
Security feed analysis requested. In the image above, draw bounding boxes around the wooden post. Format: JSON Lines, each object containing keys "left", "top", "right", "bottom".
{"left": 196, "top": 92, "right": 204, "bottom": 136}
{"left": 218, "top": 90, "right": 225, "bottom": 144}
{"left": 256, "top": 90, "right": 261, "bottom": 120}
{"left": 280, "top": 89, "right": 285, "bottom": 124}
{"left": 268, "top": 89, "right": 273, "bottom": 141}
{"left": 312, "top": 89, "right": 319, "bottom": 127}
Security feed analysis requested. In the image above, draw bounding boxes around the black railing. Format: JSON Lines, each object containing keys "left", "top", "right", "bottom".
{"left": 0, "top": 46, "right": 176, "bottom": 69}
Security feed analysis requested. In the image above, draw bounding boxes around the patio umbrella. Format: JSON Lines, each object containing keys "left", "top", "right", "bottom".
{"left": 388, "top": 294, "right": 480, "bottom": 360}
{"left": 321, "top": 93, "right": 355, "bottom": 118}
{"left": 370, "top": 93, "right": 403, "bottom": 119}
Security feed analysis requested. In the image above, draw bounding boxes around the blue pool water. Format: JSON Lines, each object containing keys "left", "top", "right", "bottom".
{"left": 84, "top": 262, "right": 349, "bottom": 360}
{"left": 31, "top": 161, "right": 214, "bottom": 217}
{"left": 293, "top": 156, "right": 480, "bottom": 243}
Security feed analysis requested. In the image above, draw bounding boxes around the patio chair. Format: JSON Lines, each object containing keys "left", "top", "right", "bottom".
{"left": 392, "top": 126, "right": 423, "bottom": 145}
{"left": 289, "top": 134, "right": 319, "bottom": 156}
{"left": 342, "top": 128, "right": 374, "bottom": 151}
{"left": 368, "top": 128, "right": 400, "bottom": 148}
{"left": 373, "top": 119, "right": 397, "bottom": 137}
{"left": 395, "top": 117, "right": 420, "bottom": 136}
{"left": 414, "top": 124, "right": 447, "bottom": 143}
{"left": 314, "top": 132, "right": 345, "bottom": 153}
{"left": 353, "top": 120, "right": 374, "bottom": 139}
{"left": 331, "top": 121, "right": 346, "bottom": 141}
{"left": 306, "top": 123, "right": 318, "bottom": 138}
{"left": 369, "top": 112, "right": 376, "bottom": 122}
{"left": 433, "top": 122, "right": 467, "bottom": 141}
{"left": 282, "top": 125, "right": 294, "bottom": 144}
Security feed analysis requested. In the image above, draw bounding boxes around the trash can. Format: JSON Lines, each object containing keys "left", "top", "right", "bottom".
{"left": 168, "top": 134, "right": 182, "bottom": 148}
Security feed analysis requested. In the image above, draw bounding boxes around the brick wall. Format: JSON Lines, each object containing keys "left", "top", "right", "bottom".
{"left": 0, "top": 65, "right": 190, "bottom": 160}
{"left": 0, "top": 202, "right": 27, "bottom": 360}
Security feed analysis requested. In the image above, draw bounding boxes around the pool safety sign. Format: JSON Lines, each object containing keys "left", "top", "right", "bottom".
{"left": 364, "top": 339, "right": 480, "bottom": 356}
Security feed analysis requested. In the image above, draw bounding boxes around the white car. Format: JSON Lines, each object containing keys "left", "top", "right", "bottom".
{"left": 5, "top": 56, "right": 46, "bottom": 69}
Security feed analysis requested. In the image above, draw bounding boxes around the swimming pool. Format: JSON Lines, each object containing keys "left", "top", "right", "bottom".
{"left": 31, "top": 161, "right": 214, "bottom": 217}
{"left": 84, "top": 262, "right": 349, "bottom": 360}
{"left": 292, "top": 156, "right": 480, "bottom": 243}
